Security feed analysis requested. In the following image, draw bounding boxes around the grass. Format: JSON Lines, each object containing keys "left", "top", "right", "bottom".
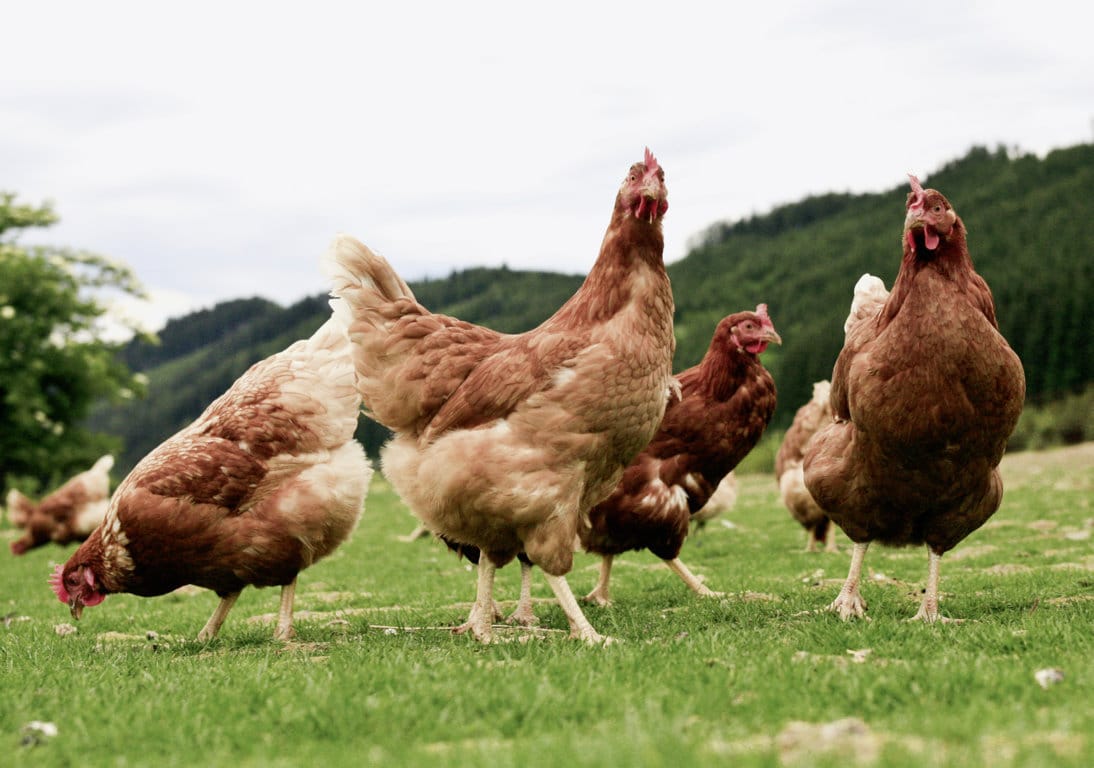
{"left": 2, "top": 444, "right": 1091, "bottom": 767}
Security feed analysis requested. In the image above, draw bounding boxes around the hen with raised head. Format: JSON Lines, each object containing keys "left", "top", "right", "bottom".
{"left": 8, "top": 455, "right": 113, "bottom": 555}
{"left": 325, "top": 149, "right": 675, "bottom": 643}
{"left": 803, "top": 175, "right": 1025, "bottom": 622}
{"left": 50, "top": 303, "right": 371, "bottom": 640}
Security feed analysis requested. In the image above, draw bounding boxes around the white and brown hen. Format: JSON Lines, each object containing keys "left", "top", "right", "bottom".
{"left": 50, "top": 302, "right": 371, "bottom": 640}
{"left": 8, "top": 455, "right": 113, "bottom": 555}
{"left": 325, "top": 148, "right": 675, "bottom": 643}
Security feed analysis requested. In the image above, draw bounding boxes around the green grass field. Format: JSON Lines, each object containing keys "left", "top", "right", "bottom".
{"left": 2, "top": 444, "right": 1091, "bottom": 767}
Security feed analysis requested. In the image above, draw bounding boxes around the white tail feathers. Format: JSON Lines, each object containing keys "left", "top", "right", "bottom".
{"left": 322, "top": 234, "right": 415, "bottom": 306}
{"left": 844, "top": 273, "right": 890, "bottom": 334}
{"left": 89, "top": 455, "right": 115, "bottom": 475}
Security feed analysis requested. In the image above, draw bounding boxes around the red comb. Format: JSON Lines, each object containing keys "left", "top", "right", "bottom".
{"left": 49, "top": 563, "right": 69, "bottom": 603}
{"left": 755, "top": 303, "right": 769, "bottom": 318}
{"left": 908, "top": 174, "right": 924, "bottom": 195}
{"left": 644, "top": 147, "right": 660, "bottom": 173}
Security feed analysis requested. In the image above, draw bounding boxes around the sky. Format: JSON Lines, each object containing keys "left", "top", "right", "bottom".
{"left": 3, "top": 1, "right": 1092, "bottom": 335}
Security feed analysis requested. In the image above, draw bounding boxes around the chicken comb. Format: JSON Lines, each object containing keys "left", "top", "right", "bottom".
{"left": 49, "top": 563, "right": 69, "bottom": 603}
{"left": 644, "top": 147, "right": 660, "bottom": 173}
{"left": 907, "top": 173, "right": 926, "bottom": 211}
{"left": 755, "top": 303, "right": 770, "bottom": 319}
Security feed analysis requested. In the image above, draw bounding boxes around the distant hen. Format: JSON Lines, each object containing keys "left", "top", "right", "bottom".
{"left": 8, "top": 455, "right": 113, "bottom": 555}
{"left": 774, "top": 382, "right": 837, "bottom": 553}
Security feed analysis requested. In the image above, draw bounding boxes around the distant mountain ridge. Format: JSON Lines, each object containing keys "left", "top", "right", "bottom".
{"left": 89, "top": 143, "right": 1094, "bottom": 475}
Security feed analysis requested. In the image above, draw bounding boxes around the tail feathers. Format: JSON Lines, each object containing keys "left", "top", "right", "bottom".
{"left": 89, "top": 455, "right": 115, "bottom": 475}
{"left": 6, "top": 489, "right": 34, "bottom": 527}
{"left": 322, "top": 234, "right": 415, "bottom": 306}
{"left": 844, "top": 273, "right": 890, "bottom": 334}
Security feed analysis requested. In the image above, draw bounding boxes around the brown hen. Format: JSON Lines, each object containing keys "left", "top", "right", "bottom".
{"left": 325, "top": 149, "right": 675, "bottom": 643}
{"left": 803, "top": 175, "right": 1025, "bottom": 622}
{"left": 50, "top": 305, "right": 371, "bottom": 640}
{"left": 7, "top": 455, "right": 113, "bottom": 555}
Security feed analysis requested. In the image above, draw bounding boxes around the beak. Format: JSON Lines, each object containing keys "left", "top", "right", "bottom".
{"left": 905, "top": 207, "right": 923, "bottom": 230}
{"left": 764, "top": 328, "right": 783, "bottom": 346}
{"left": 69, "top": 599, "right": 83, "bottom": 621}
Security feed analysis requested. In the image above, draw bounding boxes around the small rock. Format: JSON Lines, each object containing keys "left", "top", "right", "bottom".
{"left": 383, "top": 627, "right": 398, "bottom": 636}
{"left": 847, "top": 648, "right": 873, "bottom": 664}
{"left": 146, "top": 631, "right": 159, "bottom": 641}
{"left": 1034, "top": 668, "right": 1064, "bottom": 689}
{"left": 54, "top": 623, "right": 77, "bottom": 637}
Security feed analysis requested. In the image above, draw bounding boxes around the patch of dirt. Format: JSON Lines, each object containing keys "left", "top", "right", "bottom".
{"left": 982, "top": 563, "right": 1033, "bottom": 576}
{"left": 776, "top": 718, "right": 884, "bottom": 765}
{"left": 949, "top": 544, "right": 999, "bottom": 561}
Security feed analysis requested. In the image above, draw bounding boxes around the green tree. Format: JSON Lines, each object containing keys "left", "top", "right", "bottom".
{"left": 0, "top": 192, "right": 149, "bottom": 494}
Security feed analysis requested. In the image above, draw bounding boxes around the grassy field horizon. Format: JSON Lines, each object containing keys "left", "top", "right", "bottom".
{"left": 2, "top": 443, "right": 1092, "bottom": 766}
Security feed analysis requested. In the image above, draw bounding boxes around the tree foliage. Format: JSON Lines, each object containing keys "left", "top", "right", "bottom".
{"left": 0, "top": 193, "right": 148, "bottom": 493}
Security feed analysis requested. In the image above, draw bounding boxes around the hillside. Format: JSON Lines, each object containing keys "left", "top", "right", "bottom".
{"left": 88, "top": 143, "right": 1094, "bottom": 475}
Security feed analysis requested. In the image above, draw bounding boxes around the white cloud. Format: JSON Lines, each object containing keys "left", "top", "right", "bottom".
{"left": 3, "top": 1, "right": 1092, "bottom": 331}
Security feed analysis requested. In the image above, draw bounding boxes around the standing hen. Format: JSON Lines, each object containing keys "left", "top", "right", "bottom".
{"left": 7, "top": 455, "right": 113, "bottom": 555}
{"left": 325, "top": 149, "right": 675, "bottom": 643}
{"left": 774, "top": 381, "right": 837, "bottom": 553}
{"left": 581, "top": 307, "right": 780, "bottom": 605}
{"left": 49, "top": 303, "right": 371, "bottom": 640}
{"left": 803, "top": 175, "right": 1025, "bottom": 622}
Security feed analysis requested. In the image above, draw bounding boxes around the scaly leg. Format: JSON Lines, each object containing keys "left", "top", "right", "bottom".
{"left": 910, "top": 548, "right": 960, "bottom": 623}
{"left": 665, "top": 558, "right": 724, "bottom": 598}
{"left": 506, "top": 559, "right": 539, "bottom": 627}
{"left": 583, "top": 554, "right": 614, "bottom": 606}
{"left": 453, "top": 557, "right": 497, "bottom": 643}
{"left": 197, "top": 590, "right": 242, "bottom": 641}
{"left": 829, "top": 541, "right": 869, "bottom": 620}
{"left": 805, "top": 531, "right": 819, "bottom": 553}
{"left": 823, "top": 523, "right": 840, "bottom": 554}
{"left": 274, "top": 578, "right": 297, "bottom": 641}
{"left": 544, "top": 572, "right": 610, "bottom": 645}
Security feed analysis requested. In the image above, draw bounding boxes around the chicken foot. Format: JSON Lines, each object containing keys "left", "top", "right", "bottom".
{"left": 453, "top": 557, "right": 498, "bottom": 642}
{"left": 544, "top": 572, "right": 611, "bottom": 644}
{"left": 829, "top": 541, "right": 869, "bottom": 620}
{"left": 196, "top": 590, "right": 242, "bottom": 641}
{"left": 909, "top": 548, "right": 961, "bottom": 623}
{"left": 506, "top": 559, "right": 539, "bottom": 627}
{"left": 583, "top": 555, "right": 615, "bottom": 607}
{"left": 665, "top": 557, "right": 724, "bottom": 598}
{"left": 274, "top": 578, "right": 297, "bottom": 641}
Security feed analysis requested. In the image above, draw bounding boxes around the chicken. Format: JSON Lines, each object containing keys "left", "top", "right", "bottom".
{"left": 49, "top": 303, "right": 371, "bottom": 641}
{"left": 691, "top": 471, "right": 739, "bottom": 534}
{"left": 324, "top": 148, "right": 675, "bottom": 643}
{"left": 7, "top": 455, "right": 113, "bottom": 555}
{"left": 774, "top": 381, "right": 838, "bottom": 553}
{"left": 803, "top": 175, "right": 1025, "bottom": 622}
{"left": 581, "top": 307, "right": 779, "bottom": 606}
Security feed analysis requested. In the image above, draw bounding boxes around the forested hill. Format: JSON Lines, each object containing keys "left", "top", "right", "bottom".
{"left": 89, "top": 143, "right": 1094, "bottom": 475}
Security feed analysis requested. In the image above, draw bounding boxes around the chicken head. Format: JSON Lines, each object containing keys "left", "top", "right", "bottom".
{"left": 621, "top": 147, "right": 669, "bottom": 223}
{"left": 730, "top": 304, "right": 782, "bottom": 355}
{"left": 905, "top": 174, "right": 957, "bottom": 252}
{"left": 50, "top": 562, "right": 106, "bottom": 620}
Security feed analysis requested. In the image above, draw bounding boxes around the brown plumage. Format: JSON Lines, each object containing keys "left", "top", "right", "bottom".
{"left": 50, "top": 307, "right": 371, "bottom": 640}
{"left": 803, "top": 175, "right": 1025, "bottom": 622}
{"left": 581, "top": 307, "right": 780, "bottom": 606}
{"left": 774, "top": 381, "right": 837, "bottom": 553}
{"left": 325, "top": 148, "right": 675, "bottom": 643}
{"left": 7, "top": 455, "right": 113, "bottom": 555}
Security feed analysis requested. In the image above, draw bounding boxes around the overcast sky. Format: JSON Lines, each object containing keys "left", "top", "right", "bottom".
{"left": 3, "top": 1, "right": 1092, "bottom": 334}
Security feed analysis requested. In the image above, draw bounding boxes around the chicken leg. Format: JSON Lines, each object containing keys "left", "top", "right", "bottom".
{"left": 544, "top": 572, "right": 610, "bottom": 644}
{"left": 197, "top": 590, "right": 242, "bottom": 641}
{"left": 506, "top": 559, "right": 539, "bottom": 627}
{"left": 829, "top": 541, "right": 869, "bottom": 620}
{"left": 910, "top": 548, "right": 960, "bottom": 623}
{"left": 274, "top": 578, "right": 297, "bottom": 641}
{"left": 665, "top": 557, "right": 724, "bottom": 598}
{"left": 453, "top": 557, "right": 498, "bottom": 643}
{"left": 583, "top": 555, "right": 615, "bottom": 606}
